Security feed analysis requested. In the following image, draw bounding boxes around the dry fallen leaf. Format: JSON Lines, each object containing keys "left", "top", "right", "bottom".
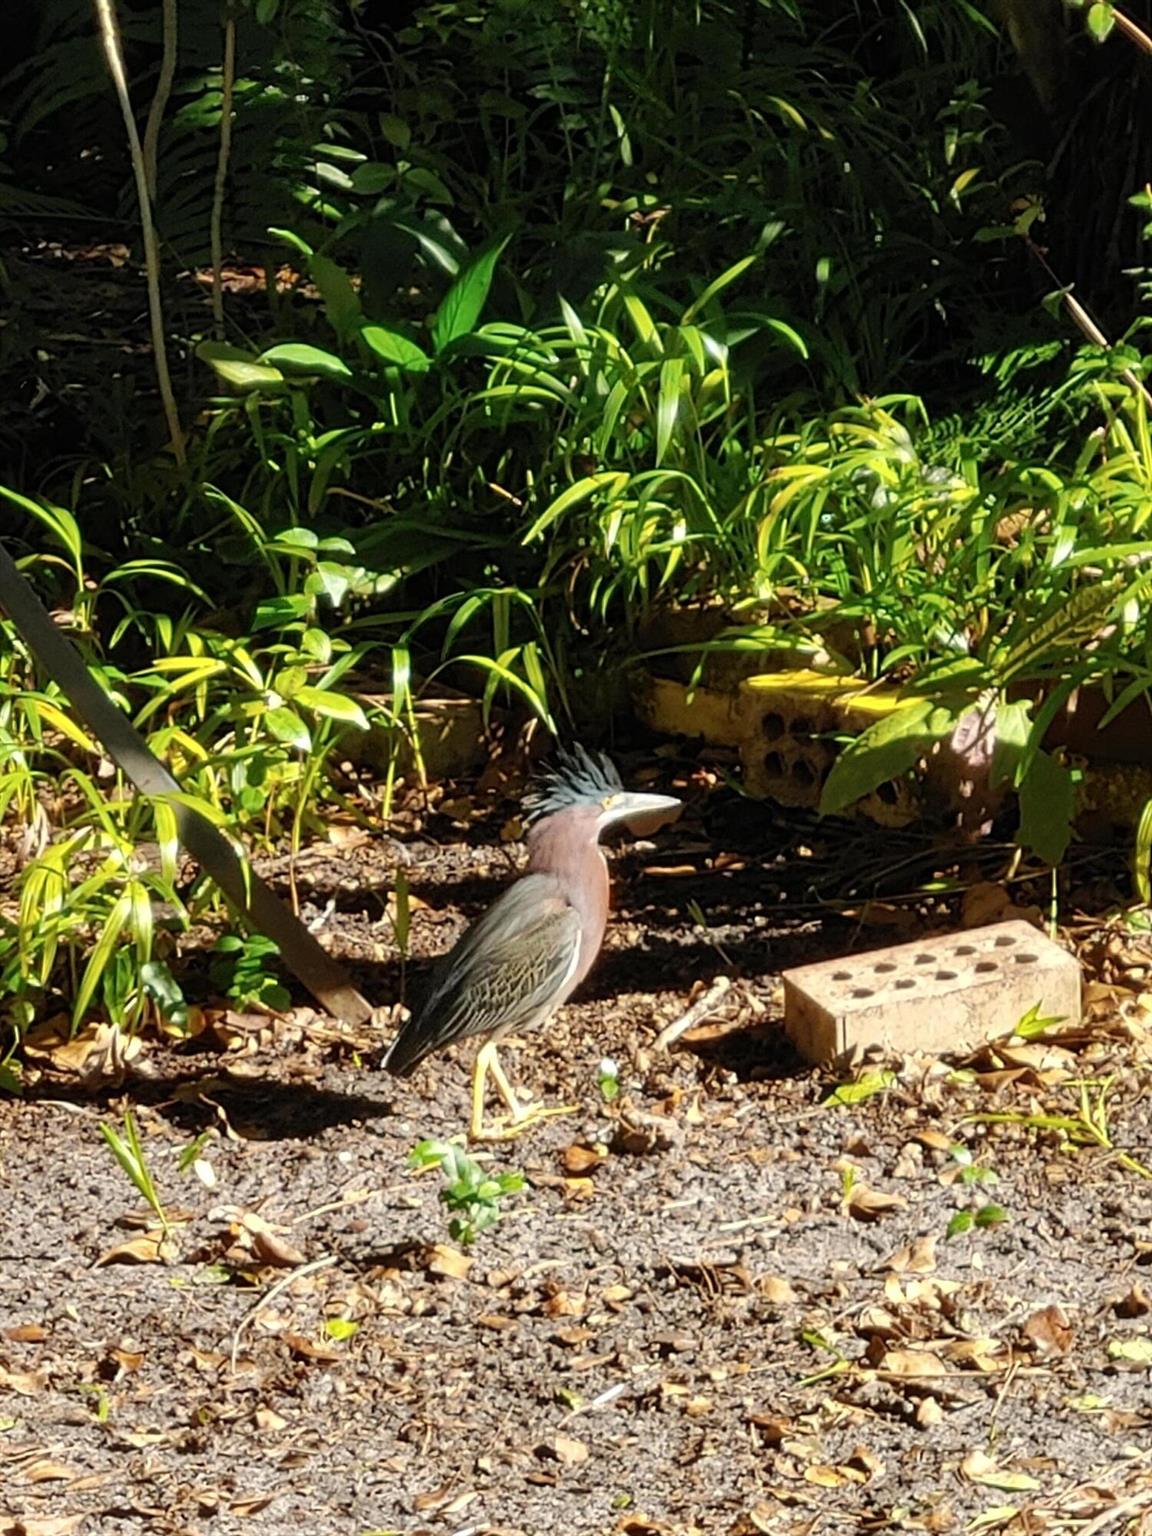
{"left": 248, "top": 1228, "right": 307, "bottom": 1269}
{"left": 758, "top": 1275, "right": 798, "bottom": 1304}
{"left": 94, "top": 1231, "right": 176, "bottom": 1267}
{"left": 878, "top": 1348, "right": 948, "bottom": 1381}
{"left": 1022, "top": 1303, "right": 1073, "bottom": 1357}
{"left": 0, "top": 1365, "right": 46, "bottom": 1396}
{"left": 423, "top": 1243, "right": 473, "bottom": 1280}
{"left": 4, "top": 1324, "right": 49, "bottom": 1343}
{"left": 882, "top": 1235, "right": 938, "bottom": 1274}
{"left": 282, "top": 1332, "right": 342, "bottom": 1363}
{"left": 538, "top": 1433, "right": 590, "bottom": 1466}
{"left": 847, "top": 1184, "right": 908, "bottom": 1222}
{"left": 561, "top": 1144, "right": 604, "bottom": 1175}
{"left": 22, "top": 1019, "right": 142, "bottom": 1082}
{"left": 960, "top": 1450, "right": 1041, "bottom": 1491}
{"left": 229, "top": 1492, "right": 281, "bottom": 1516}
{"left": 21, "top": 1461, "right": 79, "bottom": 1485}
{"left": 804, "top": 1465, "right": 848, "bottom": 1488}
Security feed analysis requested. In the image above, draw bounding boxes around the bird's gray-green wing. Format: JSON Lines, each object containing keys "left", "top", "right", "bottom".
{"left": 383, "top": 875, "right": 581, "bottom": 1075}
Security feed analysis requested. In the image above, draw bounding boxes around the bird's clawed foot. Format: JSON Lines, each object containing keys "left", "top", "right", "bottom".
{"left": 468, "top": 1041, "right": 576, "bottom": 1143}
{"left": 469, "top": 1101, "right": 578, "bottom": 1143}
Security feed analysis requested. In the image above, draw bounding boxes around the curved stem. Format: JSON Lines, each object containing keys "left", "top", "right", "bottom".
{"left": 91, "top": 0, "right": 185, "bottom": 462}
{"left": 141, "top": 0, "right": 178, "bottom": 201}
{"left": 211, "top": 9, "right": 237, "bottom": 339}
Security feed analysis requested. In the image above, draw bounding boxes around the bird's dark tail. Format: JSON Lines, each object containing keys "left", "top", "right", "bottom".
{"left": 380, "top": 1024, "right": 430, "bottom": 1078}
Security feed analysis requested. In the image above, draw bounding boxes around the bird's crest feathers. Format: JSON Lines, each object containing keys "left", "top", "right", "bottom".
{"left": 524, "top": 742, "right": 623, "bottom": 822}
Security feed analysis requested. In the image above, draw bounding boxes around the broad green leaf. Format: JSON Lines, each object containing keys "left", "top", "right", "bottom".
{"left": 824, "top": 1071, "right": 896, "bottom": 1107}
{"left": 349, "top": 162, "right": 395, "bottom": 195}
{"left": 819, "top": 699, "right": 956, "bottom": 816}
{"left": 1087, "top": 2, "right": 1115, "bottom": 39}
{"left": 432, "top": 234, "right": 512, "bottom": 351}
{"left": 264, "top": 706, "right": 311, "bottom": 750}
{"left": 309, "top": 255, "right": 362, "bottom": 340}
{"left": 258, "top": 344, "right": 353, "bottom": 383}
{"left": 253, "top": 594, "right": 311, "bottom": 630}
{"left": 273, "top": 665, "right": 309, "bottom": 699}
{"left": 197, "top": 340, "right": 285, "bottom": 392}
{"left": 379, "top": 114, "right": 410, "bottom": 150}
{"left": 989, "top": 697, "right": 1032, "bottom": 789}
{"left": 293, "top": 686, "right": 369, "bottom": 729}
{"left": 359, "top": 325, "right": 431, "bottom": 373}
{"left": 1017, "top": 748, "right": 1074, "bottom": 865}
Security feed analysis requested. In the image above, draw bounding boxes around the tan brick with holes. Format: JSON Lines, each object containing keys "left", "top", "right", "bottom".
{"left": 782, "top": 920, "right": 1082, "bottom": 1064}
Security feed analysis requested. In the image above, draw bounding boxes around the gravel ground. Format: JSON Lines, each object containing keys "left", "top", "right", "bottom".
{"left": 4, "top": 782, "right": 1152, "bottom": 1536}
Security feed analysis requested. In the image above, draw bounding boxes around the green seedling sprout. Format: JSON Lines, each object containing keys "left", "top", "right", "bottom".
{"left": 99, "top": 1109, "right": 170, "bottom": 1234}
{"left": 408, "top": 1138, "right": 525, "bottom": 1246}
{"left": 597, "top": 1056, "right": 621, "bottom": 1103}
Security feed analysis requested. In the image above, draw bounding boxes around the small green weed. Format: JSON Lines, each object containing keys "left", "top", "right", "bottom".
{"left": 596, "top": 1056, "right": 621, "bottom": 1103}
{"left": 944, "top": 1144, "right": 1007, "bottom": 1238}
{"left": 946, "top": 1203, "right": 1009, "bottom": 1239}
{"left": 99, "top": 1110, "right": 170, "bottom": 1234}
{"left": 968, "top": 1076, "right": 1152, "bottom": 1181}
{"left": 209, "top": 934, "right": 291, "bottom": 1012}
{"left": 408, "top": 1138, "right": 525, "bottom": 1246}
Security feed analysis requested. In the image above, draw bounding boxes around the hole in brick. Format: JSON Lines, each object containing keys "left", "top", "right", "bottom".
{"left": 895, "top": 978, "right": 915, "bottom": 990}
{"left": 851, "top": 986, "right": 875, "bottom": 998}
{"left": 873, "top": 962, "right": 897, "bottom": 973}
{"left": 791, "top": 760, "right": 816, "bottom": 787}
{"left": 993, "top": 935, "right": 1017, "bottom": 948}
{"left": 974, "top": 960, "right": 997, "bottom": 973}
{"left": 1014, "top": 952, "right": 1038, "bottom": 965}
{"left": 914, "top": 953, "right": 936, "bottom": 965}
{"left": 934, "top": 969, "right": 958, "bottom": 981}
{"left": 761, "top": 711, "right": 786, "bottom": 742}
{"left": 791, "top": 715, "right": 814, "bottom": 735}
{"left": 832, "top": 970, "right": 851, "bottom": 981}
{"left": 763, "top": 751, "right": 785, "bottom": 778}
{"left": 954, "top": 945, "right": 976, "bottom": 956}
{"left": 876, "top": 780, "right": 900, "bottom": 805}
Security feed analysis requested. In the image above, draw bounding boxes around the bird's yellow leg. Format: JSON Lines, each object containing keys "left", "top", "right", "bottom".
{"left": 469, "top": 1041, "right": 577, "bottom": 1143}
{"left": 469, "top": 1040, "right": 498, "bottom": 1142}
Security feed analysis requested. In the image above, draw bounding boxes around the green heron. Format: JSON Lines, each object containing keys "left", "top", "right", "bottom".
{"left": 383, "top": 745, "right": 681, "bottom": 1140}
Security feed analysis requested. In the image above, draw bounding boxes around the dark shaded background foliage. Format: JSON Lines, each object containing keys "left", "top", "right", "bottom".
{"left": 0, "top": 0, "right": 1150, "bottom": 687}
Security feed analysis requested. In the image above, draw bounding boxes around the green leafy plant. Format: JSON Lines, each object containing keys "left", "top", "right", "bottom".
{"left": 209, "top": 933, "right": 291, "bottom": 1012}
{"left": 100, "top": 1110, "right": 171, "bottom": 1234}
{"left": 407, "top": 1138, "right": 525, "bottom": 1246}
{"left": 946, "top": 1202, "right": 1009, "bottom": 1239}
{"left": 596, "top": 1056, "right": 621, "bottom": 1103}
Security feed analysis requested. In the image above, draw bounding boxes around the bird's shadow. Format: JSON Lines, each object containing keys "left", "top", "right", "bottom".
{"left": 22, "top": 1065, "right": 394, "bottom": 1142}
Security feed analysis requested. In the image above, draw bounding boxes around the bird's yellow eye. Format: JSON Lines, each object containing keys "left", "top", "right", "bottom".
{"left": 602, "top": 793, "right": 620, "bottom": 809}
